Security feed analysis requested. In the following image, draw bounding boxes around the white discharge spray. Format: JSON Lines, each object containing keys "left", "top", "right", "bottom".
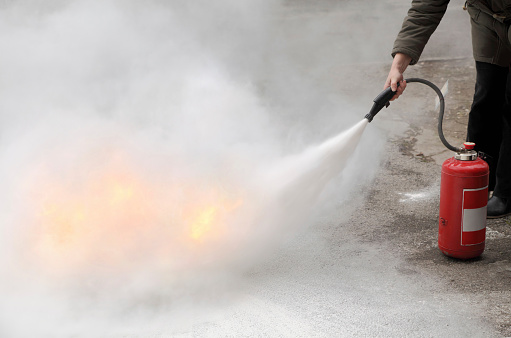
{"left": 0, "top": 115, "right": 370, "bottom": 337}
{"left": 0, "top": 1, "right": 378, "bottom": 336}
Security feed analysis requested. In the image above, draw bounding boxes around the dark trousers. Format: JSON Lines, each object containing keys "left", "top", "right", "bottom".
{"left": 467, "top": 61, "right": 511, "bottom": 198}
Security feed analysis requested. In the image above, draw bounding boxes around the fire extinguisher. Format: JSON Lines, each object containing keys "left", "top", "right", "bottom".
{"left": 366, "top": 78, "right": 489, "bottom": 259}
{"left": 438, "top": 142, "right": 489, "bottom": 259}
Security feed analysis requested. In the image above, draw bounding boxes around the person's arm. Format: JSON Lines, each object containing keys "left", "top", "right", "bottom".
{"left": 392, "top": 0, "right": 450, "bottom": 65}
{"left": 386, "top": 0, "right": 450, "bottom": 100}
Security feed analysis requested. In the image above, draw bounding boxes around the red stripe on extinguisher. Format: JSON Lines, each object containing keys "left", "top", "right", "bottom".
{"left": 462, "top": 188, "right": 488, "bottom": 209}
{"left": 461, "top": 187, "right": 488, "bottom": 246}
{"left": 461, "top": 228, "right": 486, "bottom": 246}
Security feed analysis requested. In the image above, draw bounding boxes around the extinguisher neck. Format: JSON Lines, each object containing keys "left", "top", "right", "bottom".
{"left": 455, "top": 149, "right": 478, "bottom": 161}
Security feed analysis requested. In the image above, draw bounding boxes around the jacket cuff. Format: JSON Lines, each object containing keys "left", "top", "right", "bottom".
{"left": 391, "top": 48, "right": 420, "bottom": 66}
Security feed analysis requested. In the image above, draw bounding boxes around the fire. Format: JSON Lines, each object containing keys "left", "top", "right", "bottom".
{"left": 190, "top": 206, "right": 218, "bottom": 241}
{"left": 109, "top": 182, "right": 135, "bottom": 206}
{"left": 187, "top": 196, "right": 243, "bottom": 241}
{"left": 34, "top": 170, "right": 152, "bottom": 269}
{"left": 30, "top": 159, "right": 243, "bottom": 273}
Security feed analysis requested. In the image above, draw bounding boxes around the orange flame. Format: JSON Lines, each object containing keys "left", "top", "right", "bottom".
{"left": 30, "top": 160, "right": 243, "bottom": 273}
{"left": 186, "top": 197, "right": 243, "bottom": 242}
{"left": 190, "top": 206, "right": 218, "bottom": 240}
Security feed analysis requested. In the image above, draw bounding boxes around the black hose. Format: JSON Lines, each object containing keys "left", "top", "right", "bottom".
{"left": 404, "top": 78, "right": 461, "bottom": 152}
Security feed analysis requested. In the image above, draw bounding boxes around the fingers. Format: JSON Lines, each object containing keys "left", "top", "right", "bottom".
{"left": 397, "top": 79, "right": 406, "bottom": 96}
{"left": 391, "top": 80, "right": 399, "bottom": 92}
{"left": 390, "top": 79, "right": 406, "bottom": 101}
{"left": 384, "top": 67, "right": 406, "bottom": 101}
{"left": 384, "top": 78, "right": 391, "bottom": 90}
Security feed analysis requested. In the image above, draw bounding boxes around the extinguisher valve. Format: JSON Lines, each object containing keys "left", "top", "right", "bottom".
{"left": 455, "top": 142, "right": 478, "bottom": 161}
{"left": 463, "top": 142, "right": 475, "bottom": 150}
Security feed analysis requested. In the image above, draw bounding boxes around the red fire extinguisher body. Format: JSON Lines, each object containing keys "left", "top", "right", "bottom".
{"left": 438, "top": 153, "right": 489, "bottom": 259}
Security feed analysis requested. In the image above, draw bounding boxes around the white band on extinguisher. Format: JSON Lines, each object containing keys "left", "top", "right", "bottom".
{"left": 462, "top": 206, "right": 487, "bottom": 232}
{"left": 461, "top": 186, "right": 488, "bottom": 246}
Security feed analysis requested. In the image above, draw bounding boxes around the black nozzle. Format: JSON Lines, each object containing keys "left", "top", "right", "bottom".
{"left": 365, "top": 85, "right": 398, "bottom": 122}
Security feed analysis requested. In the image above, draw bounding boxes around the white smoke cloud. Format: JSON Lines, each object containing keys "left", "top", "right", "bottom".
{"left": 0, "top": 0, "right": 383, "bottom": 336}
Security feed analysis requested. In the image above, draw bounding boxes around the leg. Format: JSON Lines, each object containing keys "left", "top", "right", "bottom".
{"left": 493, "top": 71, "right": 511, "bottom": 198}
{"left": 466, "top": 61, "right": 509, "bottom": 191}
{"left": 486, "top": 68, "right": 511, "bottom": 218}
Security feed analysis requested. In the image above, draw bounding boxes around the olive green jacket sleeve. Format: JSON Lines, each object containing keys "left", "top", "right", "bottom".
{"left": 392, "top": 0, "right": 451, "bottom": 65}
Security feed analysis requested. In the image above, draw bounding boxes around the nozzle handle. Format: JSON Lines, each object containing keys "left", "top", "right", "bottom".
{"left": 365, "top": 84, "right": 399, "bottom": 122}
{"left": 373, "top": 86, "right": 398, "bottom": 107}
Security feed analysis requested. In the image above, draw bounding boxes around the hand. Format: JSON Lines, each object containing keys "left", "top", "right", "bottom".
{"left": 384, "top": 71, "right": 406, "bottom": 101}
{"left": 384, "top": 53, "right": 412, "bottom": 101}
